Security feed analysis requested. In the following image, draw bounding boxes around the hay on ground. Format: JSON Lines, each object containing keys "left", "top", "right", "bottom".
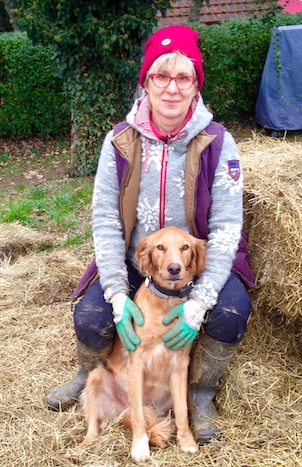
{"left": 0, "top": 222, "right": 53, "bottom": 262}
{"left": 1, "top": 300, "right": 302, "bottom": 466}
{"left": 0, "top": 249, "right": 86, "bottom": 307}
{"left": 1, "top": 216, "right": 302, "bottom": 466}
{"left": 239, "top": 135, "right": 302, "bottom": 321}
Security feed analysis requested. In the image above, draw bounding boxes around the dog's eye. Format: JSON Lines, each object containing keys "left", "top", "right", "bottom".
{"left": 157, "top": 244, "right": 164, "bottom": 250}
{"left": 182, "top": 244, "right": 189, "bottom": 251}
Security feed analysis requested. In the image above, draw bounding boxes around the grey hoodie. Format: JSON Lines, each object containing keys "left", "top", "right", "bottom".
{"left": 92, "top": 94, "right": 243, "bottom": 310}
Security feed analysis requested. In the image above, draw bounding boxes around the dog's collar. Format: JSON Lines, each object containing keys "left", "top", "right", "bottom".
{"left": 145, "top": 276, "right": 194, "bottom": 299}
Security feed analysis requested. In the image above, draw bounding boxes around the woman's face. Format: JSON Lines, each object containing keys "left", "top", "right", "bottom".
{"left": 145, "top": 55, "right": 197, "bottom": 132}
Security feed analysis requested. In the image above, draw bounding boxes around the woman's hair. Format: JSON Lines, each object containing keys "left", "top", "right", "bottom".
{"left": 144, "top": 51, "right": 197, "bottom": 87}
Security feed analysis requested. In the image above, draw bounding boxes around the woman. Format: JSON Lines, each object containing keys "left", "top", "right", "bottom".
{"left": 46, "top": 25, "right": 254, "bottom": 444}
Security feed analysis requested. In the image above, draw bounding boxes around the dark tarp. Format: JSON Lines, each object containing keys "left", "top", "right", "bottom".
{"left": 255, "top": 25, "right": 302, "bottom": 131}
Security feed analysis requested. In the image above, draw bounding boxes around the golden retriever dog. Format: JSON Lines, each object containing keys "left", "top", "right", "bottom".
{"left": 80, "top": 226, "right": 206, "bottom": 463}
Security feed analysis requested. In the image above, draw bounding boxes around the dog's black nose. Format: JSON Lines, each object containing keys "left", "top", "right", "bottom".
{"left": 167, "top": 263, "right": 181, "bottom": 275}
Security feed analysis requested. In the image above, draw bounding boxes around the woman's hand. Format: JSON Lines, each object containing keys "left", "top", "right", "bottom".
{"left": 111, "top": 293, "right": 144, "bottom": 351}
{"left": 162, "top": 297, "right": 207, "bottom": 350}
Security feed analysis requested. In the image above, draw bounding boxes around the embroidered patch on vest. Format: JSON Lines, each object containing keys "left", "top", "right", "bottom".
{"left": 228, "top": 160, "right": 240, "bottom": 181}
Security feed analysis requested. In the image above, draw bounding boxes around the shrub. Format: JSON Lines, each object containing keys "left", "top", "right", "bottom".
{"left": 0, "top": 32, "right": 70, "bottom": 138}
{"left": 194, "top": 12, "right": 302, "bottom": 122}
{"left": 14, "top": 0, "right": 171, "bottom": 175}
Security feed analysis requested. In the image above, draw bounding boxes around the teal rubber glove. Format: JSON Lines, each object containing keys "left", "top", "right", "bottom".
{"left": 162, "top": 298, "right": 207, "bottom": 351}
{"left": 110, "top": 293, "right": 144, "bottom": 352}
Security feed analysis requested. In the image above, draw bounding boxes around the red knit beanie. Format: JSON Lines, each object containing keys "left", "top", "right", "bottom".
{"left": 139, "top": 25, "right": 204, "bottom": 91}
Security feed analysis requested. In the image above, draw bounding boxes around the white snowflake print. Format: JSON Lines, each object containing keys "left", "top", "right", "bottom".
{"left": 194, "top": 278, "right": 218, "bottom": 309}
{"left": 208, "top": 223, "right": 241, "bottom": 255}
{"left": 117, "top": 266, "right": 128, "bottom": 282}
{"left": 94, "top": 239, "right": 114, "bottom": 261}
{"left": 107, "top": 159, "right": 116, "bottom": 168}
{"left": 213, "top": 162, "right": 243, "bottom": 196}
{"left": 137, "top": 198, "right": 159, "bottom": 232}
{"left": 142, "top": 141, "right": 162, "bottom": 172}
{"left": 103, "top": 211, "right": 122, "bottom": 227}
{"left": 174, "top": 170, "right": 185, "bottom": 198}
{"left": 94, "top": 208, "right": 121, "bottom": 227}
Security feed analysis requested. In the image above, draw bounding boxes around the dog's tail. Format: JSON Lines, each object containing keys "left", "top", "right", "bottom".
{"left": 121, "top": 407, "right": 174, "bottom": 447}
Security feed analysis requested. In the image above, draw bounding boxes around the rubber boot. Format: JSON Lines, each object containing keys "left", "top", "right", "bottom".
{"left": 45, "top": 339, "right": 112, "bottom": 411}
{"left": 189, "top": 333, "right": 238, "bottom": 444}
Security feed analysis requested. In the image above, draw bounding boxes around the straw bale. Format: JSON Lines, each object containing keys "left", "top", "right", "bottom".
{"left": 0, "top": 249, "right": 86, "bottom": 307}
{"left": 239, "top": 135, "right": 302, "bottom": 321}
{"left": 0, "top": 222, "right": 53, "bottom": 262}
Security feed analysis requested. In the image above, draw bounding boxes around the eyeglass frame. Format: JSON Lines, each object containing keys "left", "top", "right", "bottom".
{"left": 149, "top": 73, "right": 198, "bottom": 90}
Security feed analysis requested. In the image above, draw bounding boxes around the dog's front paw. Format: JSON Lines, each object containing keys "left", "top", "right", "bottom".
{"left": 79, "top": 431, "right": 99, "bottom": 449}
{"left": 131, "top": 434, "right": 150, "bottom": 463}
{"left": 79, "top": 438, "right": 93, "bottom": 449}
{"left": 178, "top": 433, "right": 199, "bottom": 454}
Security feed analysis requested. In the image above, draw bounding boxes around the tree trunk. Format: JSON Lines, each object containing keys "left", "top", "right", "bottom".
{"left": 3, "top": 0, "right": 19, "bottom": 31}
{"left": 69, "top": 108, "right": 78, "bottom": 176}
{"left": 188, "top": 0, "right": 204, "bottom": 22}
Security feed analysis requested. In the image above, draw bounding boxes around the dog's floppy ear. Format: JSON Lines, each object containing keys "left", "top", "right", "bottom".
{"left": 191, "top": 238, "right": 207, "bottom": 277}
{"left": 133, "top": 236, "right": 153, "bottom": 276}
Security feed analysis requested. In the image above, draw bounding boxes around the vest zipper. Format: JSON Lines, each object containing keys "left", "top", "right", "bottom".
{"left": 159, "top": 138, "right": 170, "bottom": 229}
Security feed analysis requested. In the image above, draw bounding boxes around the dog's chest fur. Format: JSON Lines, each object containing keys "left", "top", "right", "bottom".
{"left": 134, "top": 284, "right": 186, "bottom": 335}
{"left": 130, "top": 284, "right": 190, "bottom": 406}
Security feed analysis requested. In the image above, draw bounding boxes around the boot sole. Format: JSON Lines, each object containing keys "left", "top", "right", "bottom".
{"left": 45, "top": 395, "right": 78, "bottom": 412}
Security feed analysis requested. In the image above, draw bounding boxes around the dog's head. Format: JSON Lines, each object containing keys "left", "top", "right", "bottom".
{"left": 134, "top": 226, "right": 206, "bottom": 289}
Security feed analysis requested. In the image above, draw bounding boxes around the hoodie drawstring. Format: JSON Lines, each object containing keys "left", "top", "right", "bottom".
{"left": 159, "top": 140, "right": 170, "bottom": 229}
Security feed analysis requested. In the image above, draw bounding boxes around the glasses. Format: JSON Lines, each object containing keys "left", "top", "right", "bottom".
{"left": 149, "top": 73, "right": 198, "bottom": 90}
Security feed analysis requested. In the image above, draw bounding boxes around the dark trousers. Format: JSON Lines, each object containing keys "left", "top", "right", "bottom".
{"left": 73, "top": 262, "right": 251, "bottom": 351}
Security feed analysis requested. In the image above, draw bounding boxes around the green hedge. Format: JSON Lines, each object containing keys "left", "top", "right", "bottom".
{"left": 194, "top": 12, "right": 302, "bottom": 122}
{"left": 0, "top": 32, "right": 70, "bottom": 138}
{"left": 1, "top": 12, "right": 302, "bottom": 143}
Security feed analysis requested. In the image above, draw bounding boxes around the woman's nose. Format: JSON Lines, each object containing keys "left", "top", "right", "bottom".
{"left": 166, "top": 79, "right": 179, "bottom": 92}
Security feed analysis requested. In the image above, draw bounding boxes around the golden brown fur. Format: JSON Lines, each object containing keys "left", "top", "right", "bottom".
{"left": 80, "top": 226, "right": 206, "bottom": 463}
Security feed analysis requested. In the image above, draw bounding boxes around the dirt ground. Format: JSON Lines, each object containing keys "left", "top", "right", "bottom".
{"left": 0, "top": 137, "right": 71, "bottom": 192}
